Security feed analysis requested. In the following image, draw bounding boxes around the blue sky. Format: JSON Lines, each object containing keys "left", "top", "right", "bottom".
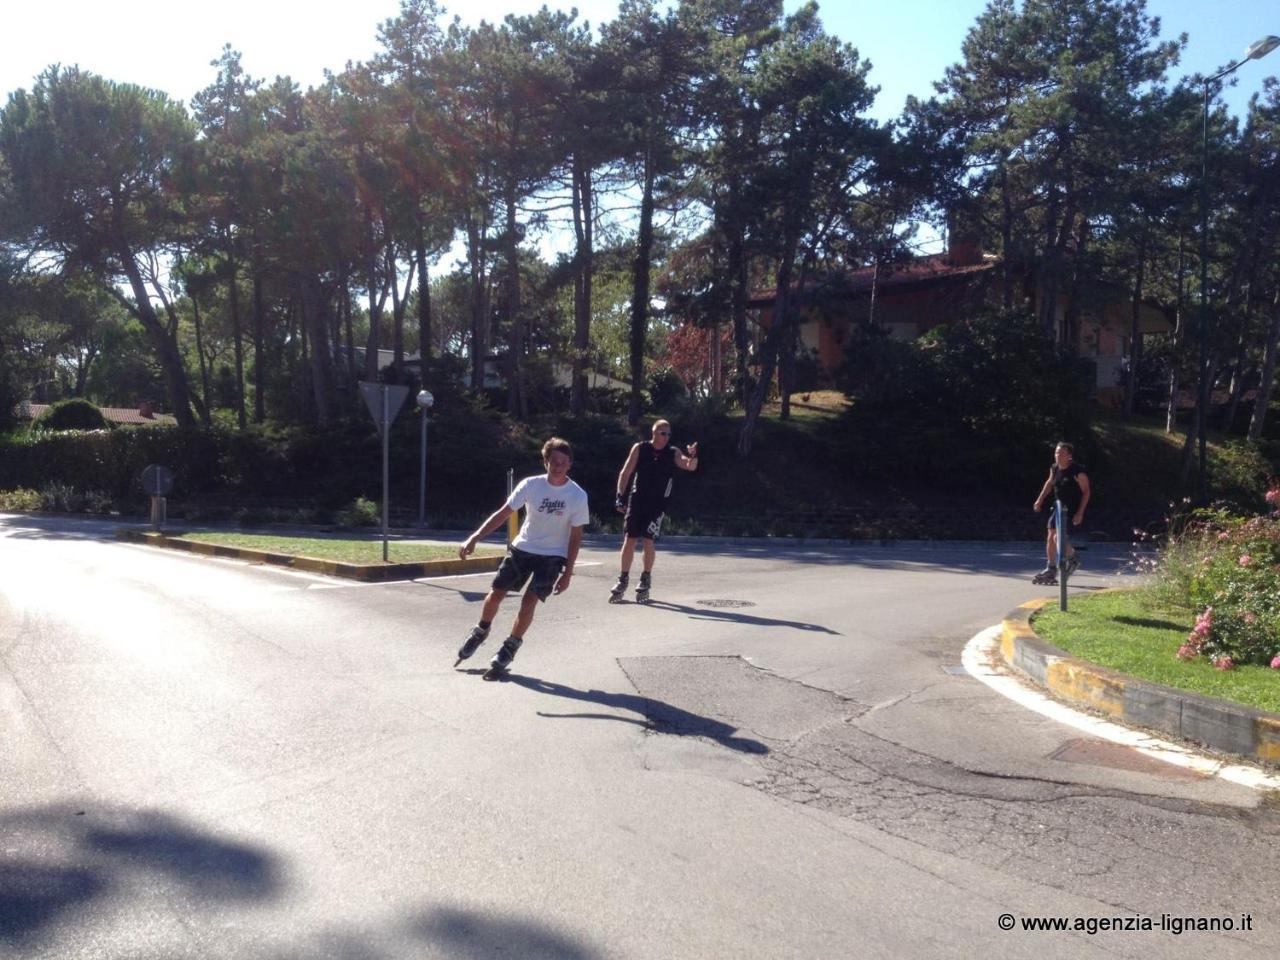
{"left": 2, "top": 1, "right": 1276, "bottom": 121}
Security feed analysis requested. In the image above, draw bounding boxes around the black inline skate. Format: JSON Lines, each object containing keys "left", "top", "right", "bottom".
{"left": 455, "top": 624, "right": 489, "bottom": 666}
{"left": 1031, "top": 565, "right": 1058, "bottom": 586}
{"left": 635, "top": 571, "right": 651, "bottom": 604}
{"left": 482, "top": 636, "right": 523, "bottom": 681}
{"left": 608, "top": 572, "right": 629, "bottom": 603}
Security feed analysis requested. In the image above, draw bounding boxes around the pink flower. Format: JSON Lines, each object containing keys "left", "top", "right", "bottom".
{"left": 1213, "top": 656, "right": 1234, "bottom": 671}
{"left": 1271, "top": 655, "right": 1280, "bottom": 670}
{"left": 1266, "top": 486, "right": 1278, "bottom": 505}
{"left": 1244, "top": 611, "right": 1257, "bottom": 625}
{"left": 1218, "top": 532, "right": 1230, "bottom": 541}
{"left": 1239, "top": 554, "right": 1253, "bottom": 567}
{"left": 1177, "top": 644, "right": 1200, "bottom": 661}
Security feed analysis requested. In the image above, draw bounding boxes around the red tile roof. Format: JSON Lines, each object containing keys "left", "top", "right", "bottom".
{"left": 749, "top": 254, "right": 997, "bottom": 305}
{"left": 16, "top": 403, "right": 177, "bottom": 426}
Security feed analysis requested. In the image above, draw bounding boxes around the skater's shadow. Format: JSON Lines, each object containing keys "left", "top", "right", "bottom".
{"left": 508, "top": 675, "right": 769, "bottom": 755}
{"left": 640, "top": 600, "right": 840, "bottom": 635}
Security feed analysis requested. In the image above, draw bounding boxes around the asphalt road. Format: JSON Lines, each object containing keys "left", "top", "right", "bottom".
{"left": 2, "top": 513, "right": 1278, "bottom": 959}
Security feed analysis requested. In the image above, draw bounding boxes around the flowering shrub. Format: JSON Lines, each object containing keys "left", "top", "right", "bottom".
{"left": 1156, "top": 508, "right": 1280, "bottom": 668}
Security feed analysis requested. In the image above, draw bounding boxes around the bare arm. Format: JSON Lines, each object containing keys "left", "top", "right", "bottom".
{"left": 1073, "top": 474, "right": 1091, "bottom": 525}
{"left": 554, "top": 525, "right": 585, "bottom": 594}
{"left": 1033, "top": 470, "right": 1054, "bottom": 511}
{"left": 615, "top": 444, "right": 640, "bottom": 511}
{"left": 675, "top": 440, "right": 699, "bottom": 471}
{"left": 459, "top": 504, "right": 514, "bottom": 559}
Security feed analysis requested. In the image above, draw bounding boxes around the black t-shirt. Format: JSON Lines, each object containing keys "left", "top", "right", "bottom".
{"left": 630, "top": 441, "right": 676, "bottom": 509}
{"left": 1052, "top": 462, "right": 1087, "bottom": 512}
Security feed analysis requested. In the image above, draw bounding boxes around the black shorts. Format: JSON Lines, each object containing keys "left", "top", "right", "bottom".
{"left": 1046, "top": 508, "right": 1073, "bottom": 542}
{"left": 624, "top": 504, "right": 665, "bottom": 540}
{"left": 491, "top": 547, "right": 566, "bottom": 601}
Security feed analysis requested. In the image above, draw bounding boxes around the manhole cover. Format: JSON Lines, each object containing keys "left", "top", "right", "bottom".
{"left": 695, "top": 599, "right": 757, "bottom": 608}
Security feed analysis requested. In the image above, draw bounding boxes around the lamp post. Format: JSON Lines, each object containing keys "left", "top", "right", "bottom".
{"left": 1197, "top": 34, "right": 1280, "bottom": 503}
{"left": 416, "top": 389, "right": 434, "bottom": 527}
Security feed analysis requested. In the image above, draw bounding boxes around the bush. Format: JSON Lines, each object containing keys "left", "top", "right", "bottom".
{"left": 35, "top": 398, "right": 110, "bottom": 431}
{"left": 0, "top": 488, "right": 41, "bottom": 511}
{"left": 1154, "top": 491, "right": 1280, "bottom": 667}
{"left": 336, "top": 496, "right": 380, "bottom": 527}
{"left": 831, "top": 310, "right": 1095, "bottom": 497}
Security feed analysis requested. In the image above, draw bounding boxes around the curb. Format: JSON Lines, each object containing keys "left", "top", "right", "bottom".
{"left": 115, "top": 529, "right": 503, "bottom": 583}
{"left": 999, "top": 599, "right": 1280, "bottom": 764}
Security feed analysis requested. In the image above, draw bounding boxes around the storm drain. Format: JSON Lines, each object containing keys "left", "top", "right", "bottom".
{"left": 1048, "top": 738, "right": 1207, "bottom": 780}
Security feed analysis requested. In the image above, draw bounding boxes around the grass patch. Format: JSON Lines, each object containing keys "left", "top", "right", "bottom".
{"left": 172, "top": 531, "right": 501, "bottom": 565}
{"left": 1033, "top": 589, "right": 1280, "bottom": 715}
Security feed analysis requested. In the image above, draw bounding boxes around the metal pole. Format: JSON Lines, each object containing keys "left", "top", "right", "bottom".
{"left": 381, "top": 387, "right": 390, "bottom": 563}
{"left": 1197, "top": 80, "right": 1211, "bottom": 504}
{"left": 1055, "top": 500, "right": 1067, "bottom": 612}
{"left": 418, "top": 409, "right": 427, "bottom": 527}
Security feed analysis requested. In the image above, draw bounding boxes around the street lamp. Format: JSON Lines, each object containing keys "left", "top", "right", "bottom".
{"left": 1197, "top": 34, "right": 1280, "bottom": 502}
{"left": 416, "top": 389, "right": 434, "bottom": 527}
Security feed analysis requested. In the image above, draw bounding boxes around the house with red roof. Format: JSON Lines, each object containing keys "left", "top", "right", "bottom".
{"left": 748, "top": 236, "right": 1173, "bottom": 406}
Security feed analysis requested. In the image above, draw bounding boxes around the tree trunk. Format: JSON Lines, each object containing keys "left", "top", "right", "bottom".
{"left": 226, "top": 239, "right": 247, "bottom": 430}
{"left": 628, "top": 136, "right": 656, "bottom": 427}
{"left": 729, "top": 225, "right": 749, "bottom": 409}
{"left": 118, "top": 255, "right": 195, "bottom": 428}
{"left": 570, "top": 154, "right": 593, "bottom": 416}
{"left": 299, "top": 272, "right": 335, "bottom": 425}
{"left": 1165, "top": 233, "right": 1187, "bottom": 434}
{"left": 251, "top": 257, "right": 266, "bottom": 423}
{"left": 1248, "top": 290, "right": 1280, "bottom": 440}
{"left": 504, "top": 177, "right": 523, "bottom": 419}
{"left": 465, "top": 210, "right": 488, "bottom": 398}
{"left": 1123, "top": 229, "right": 1147, "bottom": 420}
{"left": 191, "top": 295, "right": 212, "bottom": 427}
{"left": 416, "top": 224, "right": 432, "bottom": 363}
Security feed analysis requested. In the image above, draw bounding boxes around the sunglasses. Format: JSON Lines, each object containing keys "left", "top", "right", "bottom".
{"left": 655, "top": 431, "right": 670, "bottom": 436}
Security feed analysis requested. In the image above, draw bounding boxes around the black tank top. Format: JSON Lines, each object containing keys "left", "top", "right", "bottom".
{"left": 1052, "top": 462, "right": 1086, "bottom": 511}
{"left": 632, "top": 441, "right": 676, "bottom": 506}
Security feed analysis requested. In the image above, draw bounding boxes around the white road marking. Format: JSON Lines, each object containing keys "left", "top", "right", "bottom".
{"left": 963, "top": 625, "right": 1280, "bottom": 792}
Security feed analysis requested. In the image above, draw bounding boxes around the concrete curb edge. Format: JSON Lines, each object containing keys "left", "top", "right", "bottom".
{"left": 115, "top": 529, "right": 503, "bottom": 582}
{"left": 999, "top": 598, "right": 1280, "bottom": 764}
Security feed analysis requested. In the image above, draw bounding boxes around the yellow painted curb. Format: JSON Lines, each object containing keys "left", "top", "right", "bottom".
{"left": 1257, "top": 717, "right": 1280, "bottom": 762}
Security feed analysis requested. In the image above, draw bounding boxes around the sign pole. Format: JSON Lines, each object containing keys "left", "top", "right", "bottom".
{"left": 1056, "top": 499, "right": 1067, "bottom": 612}
{"left": 381, "top": 387, "right": 390, "bottom": 563}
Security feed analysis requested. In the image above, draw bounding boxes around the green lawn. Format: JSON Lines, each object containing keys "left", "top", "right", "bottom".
{"left": 1033, "top": 590, "right": 1280, "bottom": 715}
{"left": 172, "top": 531, "right": 500, "bottom": 565}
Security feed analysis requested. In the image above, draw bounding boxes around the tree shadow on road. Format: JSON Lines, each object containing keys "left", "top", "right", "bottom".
{"left": 405, "top": 906, "right": 598, "bottom": 959}
{"left": 636, "top": 599, "right": 840, "bottom": 634}
{"left": 0, "top": 804, "right": 281, "bottom": 947}
{"left": 505, "top": 674, "right": 769, "bottom": 755}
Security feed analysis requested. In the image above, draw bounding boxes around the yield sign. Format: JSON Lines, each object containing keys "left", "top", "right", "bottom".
{"left": 359, "top": 382, "right": 410, "bottom": 435}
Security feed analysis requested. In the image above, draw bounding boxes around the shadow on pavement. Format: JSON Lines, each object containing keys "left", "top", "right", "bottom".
{"left": 639, "top": 599, "right": 840, "bottom": 634}
{"left": 0, "top": 804, "right": 281, "bottom": 947}
{"left": 0, "top": 515, "right": 124, "bottom": 543}
{"left": 654, "top": 539, "right": 1146, "bottom": 579}
{"left": 507, "top": 675, "right": 769, "bottom": 755}
{"left": 406, "top": 906, "right": 598, "bottom": 959}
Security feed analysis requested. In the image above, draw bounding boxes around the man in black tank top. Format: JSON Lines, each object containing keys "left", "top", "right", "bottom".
{"left": 609, "top": 419, "right": 699, "bottom": 603}
{"left": 1032, "top": 441, "right": 1091, "bottom": 582}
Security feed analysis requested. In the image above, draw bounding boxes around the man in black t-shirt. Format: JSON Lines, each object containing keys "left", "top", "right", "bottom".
{"left": 609, "top": 419, "right": 698, "bottom": 603}
{"left": 1032, "top": 442, "right": 1091, "bottom": 583}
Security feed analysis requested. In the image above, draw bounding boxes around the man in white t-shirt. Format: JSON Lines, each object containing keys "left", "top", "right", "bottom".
{"left": 456, "top": 437, "right": 590, "bottom": 680}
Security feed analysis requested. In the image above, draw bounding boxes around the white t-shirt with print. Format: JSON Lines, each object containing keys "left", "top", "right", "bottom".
{"left": 506, "top": 474, "right": 590, "bottom": 557}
